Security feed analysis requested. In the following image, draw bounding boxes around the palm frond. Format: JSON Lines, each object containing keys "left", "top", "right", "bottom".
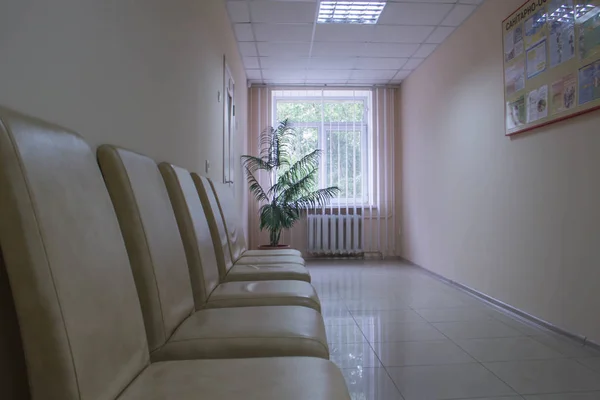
{"left": 277, "top": 149, "right": 321, "bottom": 185}
{"left": 241, "top": 155, "right": 273, "bottom": 173}
{"left": 293, "top": 187, "right": 340, "bottom": 209}
{"left": 257, "top": 119, "right": 295, "bottom": 169}
{"left": 259, "top": 203, "right": 301, "bottom": 231}
{"left": 275, "top": 167, "right": 319, "bottom": 203}
{"left": 245, "top": 168, "right": 269, "bottom": 204}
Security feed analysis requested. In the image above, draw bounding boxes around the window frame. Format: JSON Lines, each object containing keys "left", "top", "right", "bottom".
{"left": 271, "top": 92, "right": 374, "bottom": 207}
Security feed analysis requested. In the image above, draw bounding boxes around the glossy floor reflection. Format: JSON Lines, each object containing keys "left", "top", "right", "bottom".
{"left": 308, "top": 260, "right": 600, "bottom": 400}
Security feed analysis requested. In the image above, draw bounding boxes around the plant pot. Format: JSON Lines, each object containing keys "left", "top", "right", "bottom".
{"left": 258, "top": 244, "right": 291, "bottom": 250}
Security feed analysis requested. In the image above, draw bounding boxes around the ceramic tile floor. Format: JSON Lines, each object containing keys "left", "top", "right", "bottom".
{"left": 308, "top": 260, "right": 600, "bottom": 400}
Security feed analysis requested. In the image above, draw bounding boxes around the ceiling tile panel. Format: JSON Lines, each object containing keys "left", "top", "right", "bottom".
{"left": 372, "top": 25, "right": 435, "bottom": 43}
{"left": 412, "top": 43, "right": 438, "bottom": 58}
{"left": 378, "top": 3, "right": 454, "bottom": 25}
{"left": 347, "top": 79, "right": 391, "bottom": 85}
{"left": 314, "top": 24, "right": 376, "bottom": 42}
{"left": 354, "top": 57, "right": 407, "bottom": 70}
{"left": 260, "top": 57, "right": 309, "bottom": 69}
{"left": 250, "top": 1, "right": 317, "bottom": 23}
{"left": 262, "top": 69, "right": 307, "bottom": 80}
{"left": 305, "top": 79, "right": 350, "bottom": 84}
{"left": 392, "top": 70, "right": 412, "bottom": 81}
{"left": 402, "top": 57, "right": 425, "bottom": 70}
{"left": 257, "top": 42, "right": 311, "bottom": 56}
{"left": 441, "top": 4, "right": 477, "bottom": 26}
{"left": 238, "top": 42, "right": 258, "bottom": 56}
{"left": 243, "top": 57, "right": 261, "bottom": 69}
{"left": 246, "top": 69, "right": 263, "bottom": 80}
{"left": 361, "top": 43, "right": 420, "bottom": 58}
{"left": 311, "top": 42, "right": 364, "bottom": 57}
{"left": 306, "top": 70, "right": 352, "bottom": 79}
{"left": 309, "top": 57, "right": 358, "bottom": 69}
{"left": 254, "top": 23, "right": 314, "bottom": 42}
{"left": 426, "top": 26, "right": 456, "bottom": 43}
{"left": 350, "top": 69, "right": 397, "bottom": 80}
{"left": 234, "top": 23, "right": 254, "bottom": 41}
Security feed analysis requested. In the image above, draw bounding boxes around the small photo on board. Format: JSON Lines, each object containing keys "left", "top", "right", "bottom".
{"left": 549, "top": 21, "right": 575, "bottom": 67}
{"left": 525, "top": 9, "right": 548, "bottom": 50}
{"left": 527, "top": 40, "right": 548, "bottom": 78}
{"left": 551, "top": 73, "right": 576, "bottom": 114}
{"left": 548, "top": 0, "right": 576, "bottom": 67}
{"left": 579, "top": 62, "right": 597, "bottom": 105}
{"left": 507, "top": 95, "right": 526, "bottom": 130}
{"left": 505, "top": 25, "right": 525, "bottom": 62}
{"left": 527, "top": 85, "right": 548, "bottom": 123}
{"left": 578, "top": 7, "right": 600, "bottom": 61}
{"left": 505, "top": 59, "right": 526, "bottom": 96}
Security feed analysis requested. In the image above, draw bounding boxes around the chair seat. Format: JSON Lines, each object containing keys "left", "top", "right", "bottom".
{"left": 120, "top": 357, "right": 351, "bottom": 400}
{"left": 207, "top": 280, "right": 321, "bottom": 312}
{"left": 243, "top": 248, "right": 302, "bottom": 257}
{"left": 151, "top": 306, "right": 328, "bottom": 361}
{"left": 234, "top": 254, "right": 305, "bottom": 266}
{"left": 226, "top": 262, "right": 311, "bottom": 283}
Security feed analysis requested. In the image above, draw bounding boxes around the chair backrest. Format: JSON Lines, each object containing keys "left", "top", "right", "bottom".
{"left": 159, "top": 163, "right": 222, "bottom": 307}
{"left": 0, "top": 107, "right": 149, "bottom": 400}
{"left": 192, "top": 174, "right": 235, "bottom": 278}
{"left": 209, "top": 179, "right": 248, "bottom": 261}
{"left": 97, "top": 146, "right": 196, "bottom": 350}
{"left": 0, "top": 249, "right": 31, "bottom": 400}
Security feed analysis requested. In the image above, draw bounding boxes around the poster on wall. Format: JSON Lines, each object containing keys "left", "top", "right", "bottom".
{"left": 525, "top": 8, "right": 548, "bottom": 49}
{"left": 505, "top": 25, "right": 525, "bottom": 61}
{"left": 507, "top": 95, "right": 527, "bottom": 130}
{"left": 505, "top": 59, "right": 526, "bottom": 95}
{"left": 578, "top": 60, "right": 600, "bottom": 104}
{"left": 578, "top": 3, "right": 600, "bottom": 60}
{"left": 503, "top": 0, "right": 600, "bottom": 135}
{"left": 527, "top": 40, "right": 548, "bottom": 77}
{"left": 527, "top": 85, "right": 549, "bottom": 122}
{"left": 548, "top": 0, "right": 576, "bottom": 67}
{"left": 551, "top": 73, "right": 577, "bottom": 114}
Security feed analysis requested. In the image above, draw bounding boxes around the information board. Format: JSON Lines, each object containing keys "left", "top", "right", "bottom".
{"left": 504, "top": 0, "right": 600, "bottom": 136}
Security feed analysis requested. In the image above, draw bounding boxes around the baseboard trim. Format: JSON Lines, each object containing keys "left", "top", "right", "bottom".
{"left": 400, "top": 258, "right": 600, "bottom": 352}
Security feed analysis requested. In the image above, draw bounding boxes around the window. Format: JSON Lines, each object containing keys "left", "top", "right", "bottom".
{"left": 272, "top": 90, "right": 373, "bottom": 206}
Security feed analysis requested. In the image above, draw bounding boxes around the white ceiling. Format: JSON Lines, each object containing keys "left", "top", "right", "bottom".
{"left": 227, "top": 0, "right": 484, "bottom": 86}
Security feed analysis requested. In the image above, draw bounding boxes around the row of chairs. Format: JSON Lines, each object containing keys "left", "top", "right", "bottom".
{"left": 0, "top": 106, "right": 351, "bottom": 399}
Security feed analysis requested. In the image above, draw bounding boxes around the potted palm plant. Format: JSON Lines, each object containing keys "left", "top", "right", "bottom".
{"left": 242, "top": 119, "right": 340, "bottom": 249}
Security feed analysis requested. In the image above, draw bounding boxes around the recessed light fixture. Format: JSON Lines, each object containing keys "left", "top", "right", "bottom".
{"left": 575, "top": 3, "right": 598, "bottom": 19}
{"left": 318, "top": 1, "right": 387, "bottom": 25}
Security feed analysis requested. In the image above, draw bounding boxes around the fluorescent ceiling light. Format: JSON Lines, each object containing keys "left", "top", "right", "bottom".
{"left": 318, "top": 1, "right": 386, "bottom": 25}
{"left": 575, "top": 3, "right": 598, "bottom": 20}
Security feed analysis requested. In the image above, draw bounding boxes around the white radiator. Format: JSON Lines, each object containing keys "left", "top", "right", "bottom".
{"left": 307, "top": 214, "right": 363, "bottom": 256}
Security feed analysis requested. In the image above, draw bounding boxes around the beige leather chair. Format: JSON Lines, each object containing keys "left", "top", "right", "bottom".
{"left": 97, "top": 146, "right": 327, "bottom": 360}
{"left": 194, "top": 174, "right": 313, "bottom": 283}
{"left": 0, "top": 251, "right": 30, "bottom": 400}
{"left": 208, "top": 178, "right": 303, "bottom": 260}
{"left": 0, "top": 106, "right": 350, "bottom": 400}
{"left": 159, "top": 162, "right": 321, "bottom": 312}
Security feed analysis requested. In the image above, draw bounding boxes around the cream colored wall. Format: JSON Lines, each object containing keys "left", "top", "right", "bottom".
{"left": 0, "top": 0, "right": 248, "bottom": 225}
{"left": 400, "top": 0, "right": 600, "bottom": 344}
